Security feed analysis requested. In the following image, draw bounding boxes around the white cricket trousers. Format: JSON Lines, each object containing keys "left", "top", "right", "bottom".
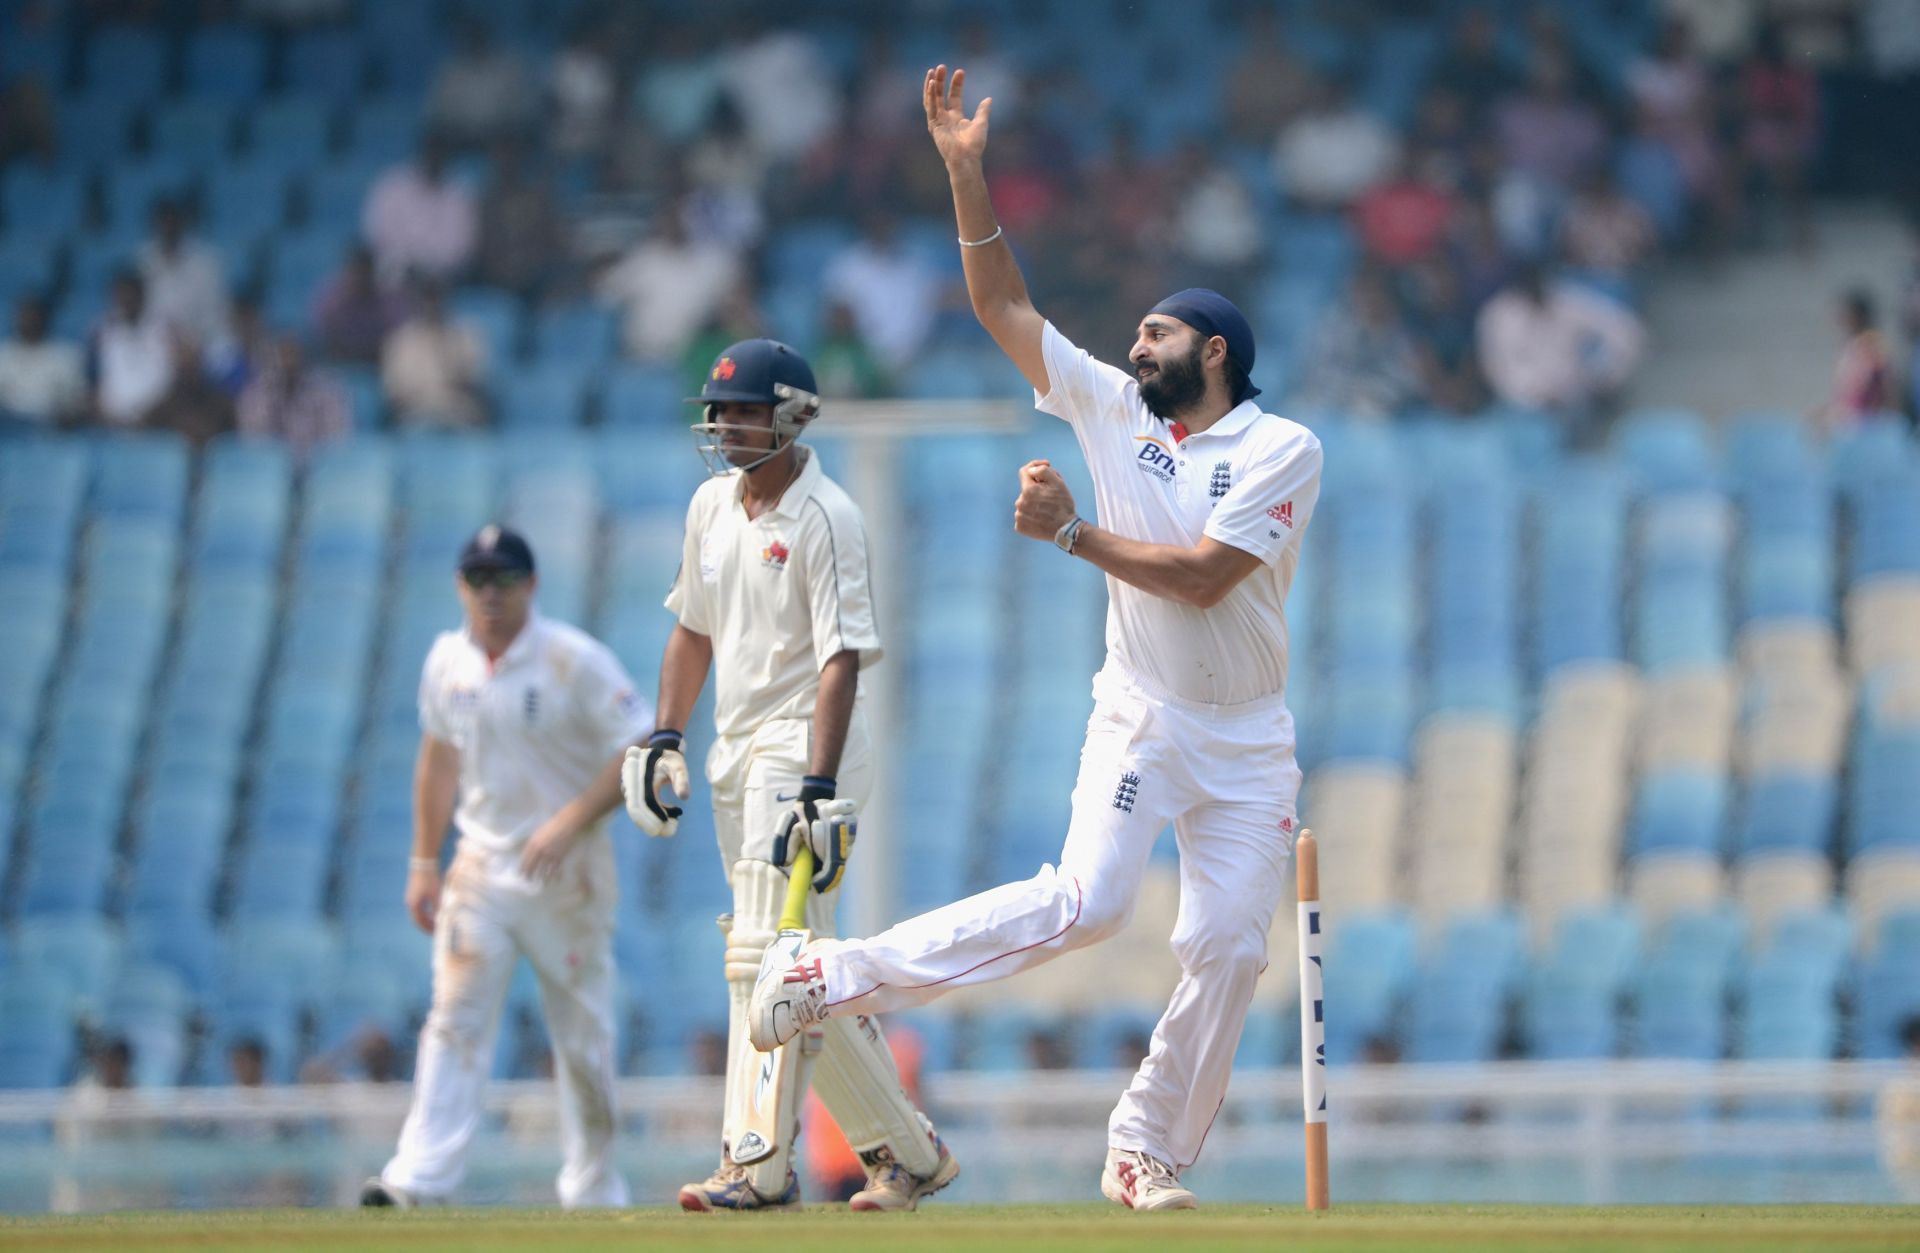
{"left": 819, "top": 663, "right": 1302, "bottom": 1169}
{"left": 381, "top": 831, "right": 630, "bottom": 1207}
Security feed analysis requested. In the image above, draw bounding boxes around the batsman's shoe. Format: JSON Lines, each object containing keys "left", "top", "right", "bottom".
{"left": 677, "top": 1162, "right": 803, "bottom": 1212}
{"left": 748, "top": 947, "right": 832, "bottom": 1052}
{"left": 359, "top": 1177, "right": 440, "bottom": 1209}
{"left": 848, "top": 1135, "right": 961, "bottom": 1212}
{"left": 1100, "top": 1148, "right": 1198, "bottom": 1212}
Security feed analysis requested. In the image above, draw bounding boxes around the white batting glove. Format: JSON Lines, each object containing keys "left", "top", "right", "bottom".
{"left": 622, "top": 731, "right": 690, "bottom": 838}
{"left": 771, "top": 777, "right": 857, "bottom": 894}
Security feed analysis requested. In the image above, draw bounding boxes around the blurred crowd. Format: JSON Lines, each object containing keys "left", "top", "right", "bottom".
{"left": 0, "top": 0, "right": 1918, "bottom": 458}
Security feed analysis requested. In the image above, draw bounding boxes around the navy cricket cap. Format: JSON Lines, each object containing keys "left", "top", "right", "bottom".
{"left": 689, "top": 338, "right": 817, "bottom": 406}
{"left": 458, "top": 524, "right": 535, "bottom": 574}
{"left": 1148, "top": 288, "right": 1262, "bottom": 400}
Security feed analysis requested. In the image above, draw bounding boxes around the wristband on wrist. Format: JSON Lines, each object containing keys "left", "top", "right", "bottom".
{"left": 648, "top": 728, "right": 683, "bottom": 750}
{"left": 1055, "top": 516, "right": 1086, "bottom": 553}
{"left": 409, "top": 856, "right": 438, "bottom": 873}
{"left": 799, "top": 775, "right": 836, "bottom": 801}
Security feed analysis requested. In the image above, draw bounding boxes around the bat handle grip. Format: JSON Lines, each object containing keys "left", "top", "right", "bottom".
{"left": 779, "top": 844, "right": 815, "bottom": 930}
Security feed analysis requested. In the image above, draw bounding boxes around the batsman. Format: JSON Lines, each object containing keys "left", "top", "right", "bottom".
{"left": 621, "top": 338, "right": 957, "bottom": 1212}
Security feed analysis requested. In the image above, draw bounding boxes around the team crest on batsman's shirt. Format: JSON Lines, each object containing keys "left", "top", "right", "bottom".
{"left": 761, "top": 537, "right": 790, "bottom": 569}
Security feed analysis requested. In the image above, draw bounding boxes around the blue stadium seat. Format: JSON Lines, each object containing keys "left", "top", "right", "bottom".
{"left": 13, "top": 917, "right": 121, "bottom": 1017}
{"left": 0, "top": 27, "right": 65, "bottom": 88}
{"left": 343, "top": 96, "right": 424, "bottom": 167}
{"left": 451, "top": 287, "right": 523, "bottom": 366}
{"left": 83, "top": 25, "right": 169, "bottom": 102}
{"left": 1830, "top": 419, "right": 1914, "bottom": 506}
{"left": 0, "top": 235, "right": 59, "bottom": 297}
{"left": 1736, "top": 949, "right": 1840, "bottom": 1060}
{"left": 0, "top": 974, "right": 73, "bottom": 1088}
{"left": 221, "top": 921, "right": 338, "bottom": 1004}
{"left": 1846, "top": 468, "right": 1920, "bottom": 582}
{"left": 1726, "top": 414, "right": 1827, "bottom": 497}
{"left": 92, "top": 432, "right": 190, "bottom": 522}
{"left": 1848, "top": 730, "right": 1920, "bottom": 857}
{"left": 59, "top": 93, "right": 135, "bottom": 164}
{"left": 123, "top": 915, "right": 221, "bottom": 1002}
{"left": 767, "top": 221, "right": 858, "bottom": 290}
{"left": 313, "top": 963, "right": 412, "bottom": 1055}
{"left": 531, "top": 302, "right": 619, "bottom": 368}
{"left": 15, "top": 839, "right": 116, "bottom": 919}
{"left": 1614, "top": 410, "right": 1718, "bottom": 495}
{"left": 1322, "top": 913, "right": 1415, "bottom": 1064}
{"left": 202, "top": 162, "right": 292, "bottom": 242}
{"left": 148, "top": 99, "right": 234, "bottom": 164}
{"left": 1523, "top": 963, "right": 1619, "bottom": 1060}
{"left": 1, "top": 164, "right": 88, "bottom": 239}
{"left": 245, "top": 94, "right": 336, "bottom": 169}
{"left": 1632, "top": 584, "right": 1726, "bottom": 673}
{"left": 103, "top": 157, "right": 196, "bottom": 239}
{"left": 1628, "top": 769, "right": 1729, "bottom": 858}
{"left": 340, "top": 917, "right": 432, "bottom": 1008}
{"left": 1733, "top": 773, "right": 1834, "bottom": 858}
{"left": 183, "top": 26, "right": 266, "bottom": 102}
{"left": 1630, "top": 953, "right": 1727, "bottom": 1059}
{"left": 497, "top": 362, "right": 589, "bottom": 430}
{"left": 602, "top": 363, "right": 687, "bottom": 430}
{"left": 1739, "top": 538, "right": 1831, "bottom": 624}
{"left": 285, "top": 29, "right": 365, "bottom": 103}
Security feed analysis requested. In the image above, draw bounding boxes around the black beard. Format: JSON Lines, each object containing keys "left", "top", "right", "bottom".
{"left": 1137, "top": 343, "right": 1207, "bottom": 420}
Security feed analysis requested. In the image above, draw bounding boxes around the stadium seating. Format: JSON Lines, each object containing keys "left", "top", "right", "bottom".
{"left": 4, "top": 8, "right": 1920, "bottom": 1097}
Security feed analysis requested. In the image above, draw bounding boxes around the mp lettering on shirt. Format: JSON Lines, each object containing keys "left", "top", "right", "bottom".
{"left": 1034, "top": 321, "right": 1322, "bottom": 707}
{"left": 665, "top": 447, "right": 883, "bottom": 737}
{"left": 419, "top": 613, "right": 653, "bottom": 853}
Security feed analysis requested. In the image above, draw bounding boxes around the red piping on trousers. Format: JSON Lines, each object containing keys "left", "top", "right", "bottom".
{"left": 826, "top": 876, "right": 1086, "bottom": 1009}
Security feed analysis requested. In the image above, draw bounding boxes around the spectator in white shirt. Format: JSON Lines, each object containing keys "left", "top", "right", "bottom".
{"left": 547, "top": 16, "right": 616, "bottom": 158}
{"left": 139, "top": 198, "right": 231, "bottom": 348}
{"left": 1275, "top": 77, "right": 1400, "bottom": 211}
{"left": 382, "top": 278, "right": 488, "bottom": 429}
{"left": 363, "top": 139, "right": 479, "bottom": 286}
{"left": 822, "top": 210, "right": 942, "bottom": 372}
{"left": 0, "top": 295, "right": 87, "bottom": 428}
{"left": 1476, "top": 262, "right": 1644, "bottom": 437}
{"left": 595, "top": 202, "right": 740, "bottom": 363}
{"left": 426, "top": 20, "right": 535, "bottom": 151}
{"left": 92, "top": 270, "right": 175, "bottom": 427}
{"left": 716, "top": 27, "right": 841, "bottom": 161}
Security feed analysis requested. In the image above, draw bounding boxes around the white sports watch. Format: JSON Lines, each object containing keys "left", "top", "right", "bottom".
{"left": 1055, "top": 516, "right": 1086, "bottom": 554}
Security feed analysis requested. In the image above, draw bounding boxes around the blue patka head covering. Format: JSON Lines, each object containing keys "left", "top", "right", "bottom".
{"left": 1147, "top": 288, "right": 1262, "bottom": 401}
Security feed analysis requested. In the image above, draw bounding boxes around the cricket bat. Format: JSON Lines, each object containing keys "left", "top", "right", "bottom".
{"left": 731, "top": 843, "right": 817, "bottom": 1166}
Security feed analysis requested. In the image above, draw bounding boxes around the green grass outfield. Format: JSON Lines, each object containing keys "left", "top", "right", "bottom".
{"left": 1, "top": 1205, "right": 1916, "bottom": 1252}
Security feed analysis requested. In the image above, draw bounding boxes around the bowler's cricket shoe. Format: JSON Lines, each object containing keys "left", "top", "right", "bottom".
{"left": 359, "top": 1177, "right": 440, "bottom": 1209}
{"left": 748, "top": 946, "right": 832, "bottom": 1052}
{"left": 1100, "top": 1148, "right": 1198, "bottom": 1211}
{"left": 848, "top": 1134, "right": 961, "bottom": 1212}
{"left": 677, "top": 1162, "right": 802, "bottom": 1212}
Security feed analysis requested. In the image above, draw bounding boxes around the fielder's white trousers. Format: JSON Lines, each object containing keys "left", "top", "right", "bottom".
{"left": 819, "top": 663, "right": 1302, "bottom": 1169}
{"left": 381, "top": 831, "right": 630, "bottom": 1207}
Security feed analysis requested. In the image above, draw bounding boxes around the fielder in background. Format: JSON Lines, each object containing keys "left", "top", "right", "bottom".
{"left": 750, "top": 66, "right": 1323, "bottom": 1213}
{"left": 361, "top": 525, "right": 653, "bottom": 1210}
{"left": 622, "top": 338, "right": 957, "bottom": 1212}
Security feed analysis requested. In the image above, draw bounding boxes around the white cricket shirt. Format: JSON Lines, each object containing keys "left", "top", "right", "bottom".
{"left": 1036, "top": 320, "right": 1322, "bottom": 707}
{"left": 419, "top": 612, "right": 654, "bottom": 853}
{"left": 665, "top": 447, "right": 882, "bottom": 738}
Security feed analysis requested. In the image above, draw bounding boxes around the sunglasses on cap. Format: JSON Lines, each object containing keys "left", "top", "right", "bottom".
{"left": 461, "top": 568, "right": 529, "bottom": 590}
